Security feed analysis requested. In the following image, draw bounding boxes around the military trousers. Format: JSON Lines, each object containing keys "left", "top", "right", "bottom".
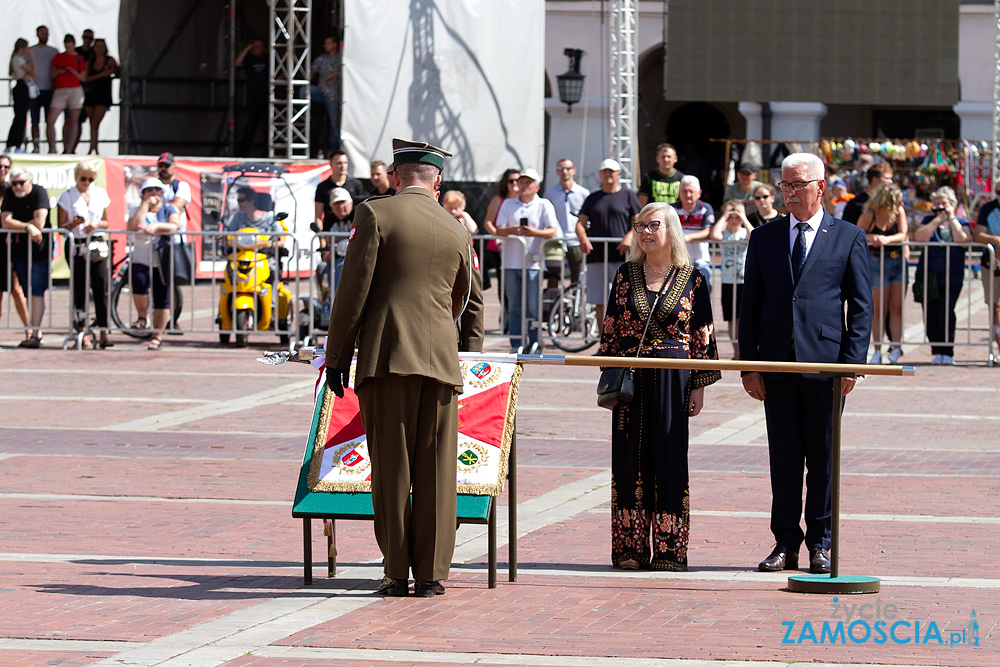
{"left": 356, "top": 374, "right": 459, "bottom": 582}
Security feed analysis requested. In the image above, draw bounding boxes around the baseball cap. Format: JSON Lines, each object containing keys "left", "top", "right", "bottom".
{"left": 598, "top": 158, "right": 621, "bottom": 172}
{"left": 140, "top": 177, "right": 165, "bottom": 192}
{"left": 737, "top": 162, "right": 758, "bottom": 173}
{"left": 157, "top": 152, "right": 176, "bottom": 165}
{"left": 518, "top": 168, "right": 541, "bottom": 182}
{"left": 329, "top": 187, "right": 351, "bottom": 204}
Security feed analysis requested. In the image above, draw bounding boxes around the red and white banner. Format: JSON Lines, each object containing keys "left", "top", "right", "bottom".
{"left": 307, "top": 356, "right": 522, "bottom": 496}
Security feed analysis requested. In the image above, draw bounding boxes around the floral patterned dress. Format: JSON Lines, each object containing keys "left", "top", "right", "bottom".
{"left": 599, "top": 261, "right": 721, "bottom": 570}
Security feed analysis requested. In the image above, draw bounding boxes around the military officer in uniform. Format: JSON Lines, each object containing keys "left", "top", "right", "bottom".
{"left": 325, "top": 139, "right": 485, "bottom": 597}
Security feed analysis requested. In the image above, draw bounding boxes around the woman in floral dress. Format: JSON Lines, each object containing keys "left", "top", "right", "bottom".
{"left": 599, "top": 202, "right": 720, "bottom": 571}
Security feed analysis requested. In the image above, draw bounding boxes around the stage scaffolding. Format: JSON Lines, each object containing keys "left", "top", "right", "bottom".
{"left": 269, "top": 0, "right": 313, "bottom": 159}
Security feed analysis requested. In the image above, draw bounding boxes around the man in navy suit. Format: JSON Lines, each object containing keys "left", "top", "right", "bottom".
{"left": 739, "top": 153, "right": 872, "bottom": 574}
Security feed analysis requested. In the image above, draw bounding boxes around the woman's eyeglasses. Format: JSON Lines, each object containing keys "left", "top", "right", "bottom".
{"left": 79, "top": 176, "right": 94, "bottom": 183}
{"left": 632, "top": 221, "right": 662, "bottom": 233}
{"left": 753, "top": 194, "right": 771, "bottom": 200}
{"left": 506, "top": 178, "right": 519, "bottom": 184}
{"left": 237, "top": 197, "right": 251, "bottom": 203}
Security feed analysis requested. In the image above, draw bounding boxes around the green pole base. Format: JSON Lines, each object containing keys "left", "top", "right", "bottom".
{"left": 787, "top": 574, "right": 880, "bottom": 594}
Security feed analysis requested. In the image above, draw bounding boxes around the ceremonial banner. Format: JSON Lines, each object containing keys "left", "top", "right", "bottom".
{"left": 307, "top": 358, "right": 522, "bottom": 496}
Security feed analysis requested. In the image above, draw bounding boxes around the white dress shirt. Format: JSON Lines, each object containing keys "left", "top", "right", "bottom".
{"left": 788, "top": 208, "right": 824, "bottom": 261}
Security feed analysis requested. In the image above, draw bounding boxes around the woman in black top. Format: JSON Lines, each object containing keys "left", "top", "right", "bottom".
{"left": 83, "top": 39, "right": 118, "bottom": 155}
{"left": 857, "top": 183, "right": 908, "bottom": 365}
{"left": 746, "top": 184, "right": 780, "bottom": 228}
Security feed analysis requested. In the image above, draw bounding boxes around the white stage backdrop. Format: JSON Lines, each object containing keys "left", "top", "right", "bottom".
{"left": 0, "top": 0, "right": 121, "bottom": 154}
{"left": 342, "top": 0, "right": 544, "bottom": 181}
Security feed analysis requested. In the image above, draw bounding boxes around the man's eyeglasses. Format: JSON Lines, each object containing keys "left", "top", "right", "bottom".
{"left": 0, "top": 164, "right": 10, "bottom": 170}
{"left": 777, "top": 179, "right": 821, "bottom": 193}
{"left": 157, "top": 162, "right": 171, "bottom": 168}
{"left": 10, "top": 179, "right": 27, "bottom": 186}
{"left": 632, "top": 220, "right": 662, "bottom": 233}
{"left": 237, "top": 197, "right": 251, "bottom": 204}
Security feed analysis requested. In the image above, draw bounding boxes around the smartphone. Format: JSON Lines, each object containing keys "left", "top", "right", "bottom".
{"left": 519, "top": 217, "right": 528, "bottom": 227}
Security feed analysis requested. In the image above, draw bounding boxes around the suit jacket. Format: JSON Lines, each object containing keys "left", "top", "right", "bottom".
{"left": 325, "top": 187, "right": 485, "bottom": 389}
{"left": 739, "top": 211, "right": 872, "bottom": 374}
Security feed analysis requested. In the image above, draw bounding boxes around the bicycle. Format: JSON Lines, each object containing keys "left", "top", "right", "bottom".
{"left": 109, "top": 240, "right": 183, "bottom": 339}
{"left": 547, "top": 279, "right": 600, "bottom": 352}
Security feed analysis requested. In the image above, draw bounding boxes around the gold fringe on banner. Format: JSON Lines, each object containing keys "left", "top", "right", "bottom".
{"left": 307, "top": 363, "right": 524, "bottom": 497}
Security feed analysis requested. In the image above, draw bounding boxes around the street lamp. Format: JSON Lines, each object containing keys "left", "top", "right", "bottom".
{"left": 556, "top": 48, "right": 585, "bottom": 113}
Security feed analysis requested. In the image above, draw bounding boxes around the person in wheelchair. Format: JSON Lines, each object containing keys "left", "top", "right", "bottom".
{"left": 225, "top": 186, "right": 285, "bottom": 284}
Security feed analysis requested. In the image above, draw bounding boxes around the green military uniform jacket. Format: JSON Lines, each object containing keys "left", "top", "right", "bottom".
{"left": 325, "top": 186, "right": 484, "bottom": 388}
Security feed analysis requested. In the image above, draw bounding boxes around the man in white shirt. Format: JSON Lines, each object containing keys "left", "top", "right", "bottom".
{"left": 495, "top": 168, "right": 558, "bottom": 352}
{"left": 543, "top": 158, "right": 589, "bottom": 285}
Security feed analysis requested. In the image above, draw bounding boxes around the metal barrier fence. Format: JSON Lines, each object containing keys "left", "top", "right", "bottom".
{"left": 1, "top": 225, "right": 994, "bottom": 364}
{"left": 0, "top": 228, "right": 75, "bottom": 345}
{"left": 707, "top": 238, "right": 997, "bottom": 365}
{"left": 77, "top": 229, "right": 299, "bottom": 347}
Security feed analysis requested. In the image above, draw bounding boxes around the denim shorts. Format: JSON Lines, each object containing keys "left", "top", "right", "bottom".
{"left": 869, "top": 252, "right": 903, "bottom": 288}
{"left": 12, "top": 254, "right": 50, "bottom": 296}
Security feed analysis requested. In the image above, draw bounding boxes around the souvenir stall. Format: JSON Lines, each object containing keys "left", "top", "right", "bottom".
{"left": 820, "top": 138, "right": 994, "bottom": 218}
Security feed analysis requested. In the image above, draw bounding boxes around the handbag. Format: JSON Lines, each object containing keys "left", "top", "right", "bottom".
{"left": 172, "top": 239, "right": 195, "bottom": 285}
{"left": 87, "top": 234, "right": 110, "bottom": 262}
{"left": 26, "top": 79, "right": 40, "bottom": 100}
{"left": 597, "top": 267, "right": 673, "bottom": 410}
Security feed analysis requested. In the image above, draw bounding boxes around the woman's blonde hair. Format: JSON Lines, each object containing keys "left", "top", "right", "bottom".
{"left": 626, "top": 203, "right": 691, "bottom": 266}
{"left": 74, "top": 161, "right": 98, "bottom": 180}
{"left": 863, "top": 183, "right": 902, "bottom": 216}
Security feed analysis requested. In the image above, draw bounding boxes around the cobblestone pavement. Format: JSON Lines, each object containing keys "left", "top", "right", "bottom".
{"left": 0, "top": 292, "right": 997, "bottom": 667}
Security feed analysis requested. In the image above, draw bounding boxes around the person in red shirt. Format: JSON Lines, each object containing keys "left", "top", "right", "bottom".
{"left": 46, "top": 34, "right": 86, "bottom": 153}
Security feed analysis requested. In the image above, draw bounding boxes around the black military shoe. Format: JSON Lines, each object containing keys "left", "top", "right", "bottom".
{"left": 376, "top": 576, "right": 409, "bottom": 596}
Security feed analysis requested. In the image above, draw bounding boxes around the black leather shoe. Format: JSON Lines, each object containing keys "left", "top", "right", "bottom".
{"left": 758, "top": 545, "right": 799, "bottom": 572}
{"left": 376, "top": 576, "right": 409, "bottom": 596}
{"left": 809, "top": 548, "right": 831, "bottom": 574}
{"left": 413, "top": 580, "right": 445, "bottom": 597}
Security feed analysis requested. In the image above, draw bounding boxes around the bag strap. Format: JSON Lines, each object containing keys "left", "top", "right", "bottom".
{"left": 634, "top": 266, "right": 674, "bottom": 357}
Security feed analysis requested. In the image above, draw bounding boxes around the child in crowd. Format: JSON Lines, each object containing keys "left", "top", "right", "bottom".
{"left": 710, "top": 200, "right": 754, "bottom": 359}
{"left": 441, "top": 189, "right": 478, "bottom": 235}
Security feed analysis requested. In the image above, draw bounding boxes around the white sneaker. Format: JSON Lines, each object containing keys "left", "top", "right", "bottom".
{"left": 868, "top": 350, "right": 882, "bottom": 365}
{"left": 941, "top": 355, "right": 955, "bottom": 365}
{"left": 887, "top": 347, "right": 903, "bottom": 364}
{"left": 931, "top": 354, "right": 943, "bottom": 365}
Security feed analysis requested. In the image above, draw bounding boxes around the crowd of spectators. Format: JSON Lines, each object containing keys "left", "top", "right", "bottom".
{"left": 6, "top": 26, "right": 118, "bottom": 155}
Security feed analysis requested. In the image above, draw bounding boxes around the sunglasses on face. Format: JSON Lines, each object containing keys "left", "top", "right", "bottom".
{"left": 237, "top": 197, "right": 251, "bottom": 203}
{"left": 507, "top": 178, "right": 519, "bottom": 184}
{"left": 79, "top": 176, "right": 94, "bottom": 182}
{"left": 157, "top": 163, "right": 171, "bottom": 168}
{"left": 10, "top": 180, "right": 27, "bottom": 186}
{"left": 753, "top": 195, "right": 771, "bottom": 200}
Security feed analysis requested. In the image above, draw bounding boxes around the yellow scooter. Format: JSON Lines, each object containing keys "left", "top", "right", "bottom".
{"left": 218, "top": 215, "right": 292, "bottom": 347}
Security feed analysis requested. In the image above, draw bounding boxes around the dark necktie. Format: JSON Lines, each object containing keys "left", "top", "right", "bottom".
{"left": 792, "top": 221, "right": 809, "bottom": 279}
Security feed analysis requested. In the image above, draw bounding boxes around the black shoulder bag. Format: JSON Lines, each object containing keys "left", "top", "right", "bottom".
{"left": 597, "top": 267, "right": 673, "bottom": 410}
